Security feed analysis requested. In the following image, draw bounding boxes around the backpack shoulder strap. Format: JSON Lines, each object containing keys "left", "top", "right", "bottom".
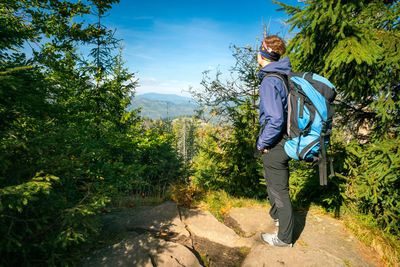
{"left": 261, "top": 72, "right": 289, "bottom": 95}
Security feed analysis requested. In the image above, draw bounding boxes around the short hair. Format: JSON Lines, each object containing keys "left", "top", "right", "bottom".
{"left": 264, "top": 35, "right": 286, "bottom": 56}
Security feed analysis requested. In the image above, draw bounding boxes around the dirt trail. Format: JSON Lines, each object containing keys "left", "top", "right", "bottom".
{"left": 82, "top": 201, "right": 384, "bottom": 267}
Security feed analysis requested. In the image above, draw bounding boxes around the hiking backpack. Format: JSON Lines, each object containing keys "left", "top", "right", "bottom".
{"left": 263, "top": 72, "right": 337, "bottom": 185}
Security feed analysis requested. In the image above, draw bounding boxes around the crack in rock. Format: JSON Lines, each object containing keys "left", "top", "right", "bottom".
{"left": 84, "top": 202, "right": 385, "bottom": 267}
{"left": 178, "top": 206, "right": 195, "bottom": 249}
{"left": 172, "top": 255, "right": 186, "bottom": 267}
{"left": 222, "top": 214, "right": 251, "bottom": 238}
{"left": 176, "top": 206, "right": 250, "bottom": 267}
{"left": 149, "top": 253, "right": 157, "bottom": 267}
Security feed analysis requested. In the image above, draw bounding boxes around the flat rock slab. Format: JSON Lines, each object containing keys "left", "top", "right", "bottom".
{"left": 242, "top": 244, "right": 347, "bottom": 267}
{"left": 296, "top": 212, "right": 384, "bottom": 267}
{"left": 229, "top": 207, "right": 275, "bottom": 235}
{"left": 230, "top": 207, "right": 383, "bottom": 267}
{"left": 101, "top": 201, "right": 188, "bottom": 237}
{"left": 85, "top": 201, "right": 384, "bottom": 267}
{"left": 181, "top": 208, "right": 242, "bottom": 247}
{"left": 82, "top": 233, "right": 202, "bottom": 267}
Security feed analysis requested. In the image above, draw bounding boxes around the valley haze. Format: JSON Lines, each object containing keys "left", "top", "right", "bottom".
{"left": 129, "top": 93, "right": 197, "bottom": 120}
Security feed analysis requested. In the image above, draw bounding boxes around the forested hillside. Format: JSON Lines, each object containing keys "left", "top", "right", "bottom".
{"left": 129, "top": 93, "right": 196, "bottom": 120}
{"left": 1, "top": 0, "right": 399, "bottom": 266}
{"left": 136, "top": 93, "right": 193, "bottom": 104}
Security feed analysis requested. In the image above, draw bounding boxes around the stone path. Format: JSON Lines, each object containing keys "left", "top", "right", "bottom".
{"left": 82, "top": 201, "right": 384, "bottom": 267}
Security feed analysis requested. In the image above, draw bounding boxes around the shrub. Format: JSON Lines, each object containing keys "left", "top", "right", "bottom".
{"left": 345, "top": 136, "right": 400, "bottom": 236}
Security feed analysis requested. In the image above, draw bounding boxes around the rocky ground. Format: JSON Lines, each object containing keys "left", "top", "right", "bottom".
{"left": 81, "top": 201, "right": 385, "bottom": 267}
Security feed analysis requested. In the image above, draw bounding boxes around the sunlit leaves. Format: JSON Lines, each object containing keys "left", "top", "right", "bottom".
{"left": 0, "top": 0, "right": 144, "bottom": 265}
{"left": 0, "top": 173, "right": 59, "bottom": 213}
{"left": 275, "top": 0, "right": 400, "bottom": 135}
{"left": 345, "top": 138, "right": 400, "bottom": 235}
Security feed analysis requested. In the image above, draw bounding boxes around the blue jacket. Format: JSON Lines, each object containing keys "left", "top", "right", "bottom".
{"left": 256, "top": 56, "right": 292, "bottom": 150}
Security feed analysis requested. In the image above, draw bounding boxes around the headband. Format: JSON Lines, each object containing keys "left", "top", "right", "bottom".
{"left": 259, "top": 40, "right": 281, "bottom": 61}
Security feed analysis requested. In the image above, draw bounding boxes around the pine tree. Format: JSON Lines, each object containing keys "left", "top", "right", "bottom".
{"left": 273, "top": 0, "right": 400, "bottom": 138}
{"left": 190, "top": 45, "right": 265, "bottom": 197}
{"left": 172, "top": 117, "right": 200, "bottom": 164}
{"left": 274, "top": 0, "right": 400, "bottom": 238}
{"left": 0, "top": 1, "right": 124, "bottom": 265}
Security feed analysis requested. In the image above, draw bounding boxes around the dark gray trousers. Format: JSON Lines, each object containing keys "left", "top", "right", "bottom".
{"left": 262, "top": 140, "right": 294, "bottom": 244}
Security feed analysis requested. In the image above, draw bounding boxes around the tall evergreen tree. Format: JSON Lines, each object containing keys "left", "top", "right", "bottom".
{"left": 0, "top": 1, "right": 131, "bottom": 265}
{"left": 274, "top": 0, "right": 400, "bottom": 138}
{"left": 190, "top": 45, "right": 266, "bottom": 197}
{"left": 273, "top": 0, "right": 400, "bottom": 238}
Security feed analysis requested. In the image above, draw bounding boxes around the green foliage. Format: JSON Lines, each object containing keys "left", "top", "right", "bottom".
{"left": 274, "top": 0, "right": 400, "bottom": 136}
{"left": 198, "top": 190, "right": 233, "bottom": 222}
{"left": 273, "top": 0, "right": 400, "bottom": 239}
{"left": 218, "top": 99, "right": 265, "bottom": 197}
{"left": 0, "top": 173, "right": 59, "bottom": 213}
{"left": 189, "top": 44, "right": 259, "bottom": 119}
{"left": 189, "top": 1, "right": 400, "bottom": 243}
{"left": 191, "top": 124, "right": 228, "bottom": 190}
{"left": 133, "top": 121, "right": 186, "bottom": 195}
{"left": 172, "top": 117, "right": 199, "bottom": 164}
{"left": 191, "top": 100, "right": 265, "bottom": 198}
{"left": 343, "top": 206, "right": 400, "bottom": 266}
{"left": 0, "top": 0, "right": 185, "bottom": 265}
{"left": 190, "top": 44, "right": 266, "bottom": 198}
{"left": 129, "top": 97, "right": 196, "bottom": 120}
{"left": 345, "top": 136, "right": 400, "bottom": 236}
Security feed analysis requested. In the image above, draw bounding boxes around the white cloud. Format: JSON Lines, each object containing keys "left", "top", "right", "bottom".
{"left": 111, "top": 17, "right": 239, "bottom": 97}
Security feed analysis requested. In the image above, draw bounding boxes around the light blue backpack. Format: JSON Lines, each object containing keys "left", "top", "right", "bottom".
{"left": 264, "top": 72, "right": 336, "bottom": 185}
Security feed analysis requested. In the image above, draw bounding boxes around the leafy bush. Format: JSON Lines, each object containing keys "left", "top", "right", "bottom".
{"left": 132, "top": 122, "right": 186, "bottom": 195}
{"left": 192, "top": 100, "right": 265, "bottom": 198}
{"left": 345, "top": 136, "right": 400, "bottom": 236}
{"left": 0, "top": 2, "right": 185, "bottom": 263}
{"left": 191, "top": 124, "right": 229, "bottom": 190}
{"left": 0, "top": 115, "right": 185, "bottom": 266}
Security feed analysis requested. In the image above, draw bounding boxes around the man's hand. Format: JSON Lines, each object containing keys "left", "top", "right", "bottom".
{"left": 262, "top": 148, "right": 269, "bottom": 153}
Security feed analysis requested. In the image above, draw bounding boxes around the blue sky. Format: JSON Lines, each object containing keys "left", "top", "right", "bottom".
{"left": 102, "top": 0, "right": 300, "bottom": 96}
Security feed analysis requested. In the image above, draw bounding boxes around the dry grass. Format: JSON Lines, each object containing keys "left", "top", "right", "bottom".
{"left": 342, "top": 211, "right": 400, "bottom": 266}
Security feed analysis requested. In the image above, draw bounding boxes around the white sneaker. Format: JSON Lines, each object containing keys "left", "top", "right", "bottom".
{"left": 261, "top": 233, "right": 293, "bottom": 247}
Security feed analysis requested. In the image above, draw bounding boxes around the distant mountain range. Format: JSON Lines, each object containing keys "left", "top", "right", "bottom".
{"left": 128, "top": 93, "right": 197, "bottom": 120}
{"left": 135, "top": 93, "right": 192, "bottom": 104}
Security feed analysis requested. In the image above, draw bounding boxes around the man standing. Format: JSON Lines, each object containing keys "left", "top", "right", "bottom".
{"left": 256, "top": 35, "right": 293, "bottom": 247}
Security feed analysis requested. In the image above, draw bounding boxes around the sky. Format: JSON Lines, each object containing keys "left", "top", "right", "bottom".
{"left": 101, "top": 0, "right": 300, "bottom": 96}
